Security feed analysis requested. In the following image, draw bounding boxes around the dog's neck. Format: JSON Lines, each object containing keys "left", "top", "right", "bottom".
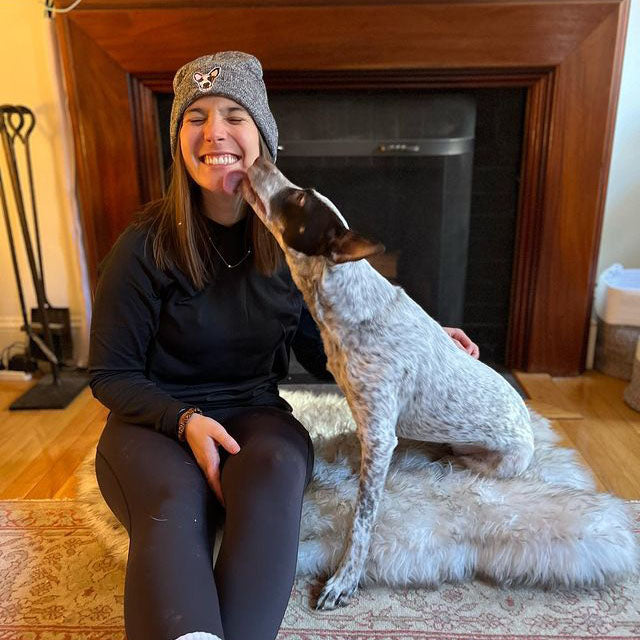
{"left": 284, "top": 250, "right": 398, "bottom": 327}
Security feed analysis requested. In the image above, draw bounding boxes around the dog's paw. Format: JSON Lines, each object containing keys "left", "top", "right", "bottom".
{"left": 315, "top": 574, "right": 358, "bottom": 610}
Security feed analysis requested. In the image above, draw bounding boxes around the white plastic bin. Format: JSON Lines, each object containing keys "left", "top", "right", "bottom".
{"left": 593, "top": 264, "right": 640, "bottom": 380}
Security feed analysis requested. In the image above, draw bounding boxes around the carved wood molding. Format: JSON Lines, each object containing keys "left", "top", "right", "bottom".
{"left": 53, "top": 0, "right": 630, "bottom": 374}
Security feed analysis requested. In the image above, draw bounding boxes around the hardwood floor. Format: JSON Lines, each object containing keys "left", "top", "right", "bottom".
{"left": 0, "top": 370, "right": 639, "bottom": 500}
{"left": 0, "top": 380, "right": 108, "bottom": 499}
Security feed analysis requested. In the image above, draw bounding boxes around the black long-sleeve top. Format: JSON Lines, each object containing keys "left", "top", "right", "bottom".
{"left": 88, "top": 214, "right": 333, "bottom": 439}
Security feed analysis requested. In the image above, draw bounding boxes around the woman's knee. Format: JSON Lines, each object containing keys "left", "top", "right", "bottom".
{"left": 221, "top": 408, "right": 314, "bottom": 486}
{"left": 245, "top": 438, "right": 307, "bottom": 479}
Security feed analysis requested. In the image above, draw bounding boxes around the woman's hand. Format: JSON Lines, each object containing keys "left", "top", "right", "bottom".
{"left": 184, "top": 413, "right": 241, "bottom": 507}
{"left": 442, "top": 326, "right": 480, "bottom": 359}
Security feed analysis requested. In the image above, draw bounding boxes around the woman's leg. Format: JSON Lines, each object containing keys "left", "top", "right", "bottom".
{"left": 95, "top": 413, "right": 225, "bottom": 640}
{"left": 212, "top": 406, "right": 314, "bottom": 640}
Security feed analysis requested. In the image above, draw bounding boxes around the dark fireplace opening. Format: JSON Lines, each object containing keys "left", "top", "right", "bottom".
{"left": 156, "top": 87, "right": 526, "bottom": 374}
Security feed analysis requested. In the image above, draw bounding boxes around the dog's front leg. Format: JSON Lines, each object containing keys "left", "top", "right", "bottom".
{"left": 316, "top": 420, "right": 398, "bottom": 610}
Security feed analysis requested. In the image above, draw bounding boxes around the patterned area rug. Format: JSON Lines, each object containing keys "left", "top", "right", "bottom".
{"left": 1, "top": 499, "right": 639, "bottom": 640}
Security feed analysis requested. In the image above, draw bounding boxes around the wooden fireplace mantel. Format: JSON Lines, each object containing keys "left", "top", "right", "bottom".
{"left": 53, "top": 0, "right": 630, "bottom": 375}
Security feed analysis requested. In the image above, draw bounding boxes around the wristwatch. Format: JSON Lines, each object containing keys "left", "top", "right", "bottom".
{"left": 177, "top": 407, "right": 203, "bottom": 442}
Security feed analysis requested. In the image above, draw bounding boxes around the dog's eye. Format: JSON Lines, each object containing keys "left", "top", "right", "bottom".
{"left": 295, "top": 191, "right": 306, "bottom": 207}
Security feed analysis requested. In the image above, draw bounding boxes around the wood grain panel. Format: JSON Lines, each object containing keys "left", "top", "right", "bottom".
{"left": 141, "top": 68, "right": 551, "bottom": 94}
{"left": 67, "top": 4, "right": 616, "bottom": 74}
{"left": 54, "top": 17, "right": 143, "bottom": 286}
{"left": 527, "top": 8, "right": 630, "bottom": 373}
{"left": 129, "top": 76, "right": 166, "bottom": 202}
{"left": 66, "top": 0, "right": 610, "bottom": 7}
{"left": 52, "top": 0, "right": 631, "bottom": 374}
{"left": 506, "top": 74, "right": 554, "bottom": 369}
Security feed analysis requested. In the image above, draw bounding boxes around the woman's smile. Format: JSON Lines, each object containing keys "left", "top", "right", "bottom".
{"left": 200, "top": 153, "right": 242, "bottom": 167}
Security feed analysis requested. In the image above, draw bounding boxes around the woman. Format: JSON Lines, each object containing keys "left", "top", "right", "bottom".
{"left": 89, "top": 51, "right": 479, "bottom": 640}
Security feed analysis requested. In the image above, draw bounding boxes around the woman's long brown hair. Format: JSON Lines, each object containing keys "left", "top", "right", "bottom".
{"left": 132, "top": 134, "right": 283, "bottom": 290}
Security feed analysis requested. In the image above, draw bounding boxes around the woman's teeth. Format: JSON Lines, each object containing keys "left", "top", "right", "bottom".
{"left": 202, "top": 154, "right": 240, "bottom": 166}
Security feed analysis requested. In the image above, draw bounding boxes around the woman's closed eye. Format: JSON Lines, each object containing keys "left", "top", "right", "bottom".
{"left": 189, "top": 118, "right": 244, "bottom": 125}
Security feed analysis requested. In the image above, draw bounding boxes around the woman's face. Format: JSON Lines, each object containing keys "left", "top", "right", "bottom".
{"left": 179, "top": 95, "right": 261, "bottom": 194}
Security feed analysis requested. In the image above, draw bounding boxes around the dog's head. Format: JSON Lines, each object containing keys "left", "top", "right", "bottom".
{"left": 225, "top": 157, "right": 384, "bottom": 264}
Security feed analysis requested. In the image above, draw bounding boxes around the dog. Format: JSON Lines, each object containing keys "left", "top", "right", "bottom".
{"left": 225, "top": 157, "right": 535, "bottom": 610}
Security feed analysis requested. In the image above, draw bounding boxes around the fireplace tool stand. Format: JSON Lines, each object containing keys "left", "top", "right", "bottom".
{"left": 0, "top": 105, "right": 88, "bottom": 409}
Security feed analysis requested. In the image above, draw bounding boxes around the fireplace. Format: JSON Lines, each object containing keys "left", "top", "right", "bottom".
{"left": 53, "top": 0, "right": 630, "bottom": 375}
{"left": 157, "top": 88, "right": 526, "bottom": 364}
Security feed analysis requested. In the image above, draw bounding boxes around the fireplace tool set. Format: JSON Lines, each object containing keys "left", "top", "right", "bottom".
{"left": 0, "top": 104, "right": 88, "bottom": 409}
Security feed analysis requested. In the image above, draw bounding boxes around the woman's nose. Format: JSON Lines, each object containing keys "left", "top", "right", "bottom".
{"left": 203, "top": 116, "right": 227, "bottom": 142}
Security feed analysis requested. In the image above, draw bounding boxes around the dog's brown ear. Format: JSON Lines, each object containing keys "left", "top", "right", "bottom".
{"left": 329, "top": 230, "right": 385, "bottom": 263}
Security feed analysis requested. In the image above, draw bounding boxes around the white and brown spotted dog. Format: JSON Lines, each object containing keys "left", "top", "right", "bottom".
{"left": 224, "top": 157, "right": 535, "bottom": 610}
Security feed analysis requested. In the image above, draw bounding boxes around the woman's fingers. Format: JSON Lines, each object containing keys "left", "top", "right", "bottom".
{"left": 218, "top": 431, "right": 241, "bottom": 455}
{"left": 209, "top": 466, "right": 225, "bottom": 508}
{"left": 185, "top": 415, "right": 241, "bottom": 508}
{"left": 204, "top": 420, "right": 242, "bottom": 506}
{"left": 453, "top": 328, "right": 472, "bottom": 347}
{"left": 202, "top": 437, "right": 226, "bottom": 507}
{"left": 204, "top": 418, "right": 241, "bottom": 455}
{"left": 443, "top": 326, "right": 480, "bottom": 359}
{"left": 455, "top": 329, "right": 480, "bottom": 359}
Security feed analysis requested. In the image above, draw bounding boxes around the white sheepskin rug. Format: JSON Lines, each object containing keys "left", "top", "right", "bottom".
{"left": 77, "top": 389, "right": 639, "bottom": 589}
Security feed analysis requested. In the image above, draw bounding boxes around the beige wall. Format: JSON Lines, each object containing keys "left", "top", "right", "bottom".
{"left": 0, "top": 1, "right": 637, "bottom": 370}
{"left": 0, "top": 2, "right": 90, "bottom": 367}
{"left": 596, "top": 0, "right": 640, "bottom": 276}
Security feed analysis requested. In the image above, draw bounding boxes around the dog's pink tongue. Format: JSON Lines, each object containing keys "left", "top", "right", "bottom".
{"left": 223, "top": 170, "right": 247, "bottom": 196}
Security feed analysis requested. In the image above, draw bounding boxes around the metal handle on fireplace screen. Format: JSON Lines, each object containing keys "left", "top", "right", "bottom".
{"left": 377, "top": 143, "right": 421, "bottom": 153}
{"left": 276, "top": 138, "right": 473, "bottom": 156}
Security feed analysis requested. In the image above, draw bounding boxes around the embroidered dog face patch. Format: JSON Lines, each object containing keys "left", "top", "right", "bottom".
{"left": 193, "top": 68, "right": 220, "bottom": 91}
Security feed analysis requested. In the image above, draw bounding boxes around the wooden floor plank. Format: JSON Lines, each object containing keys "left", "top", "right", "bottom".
{"left": 519, "top": 382, "right": 605, "bottom": 492}
{"left": 525, "top": 399, "right": 583, "bottom": 420}
{"left": 519, "top": 371, "right": 640, "bottom": 499}
{"left": 0, "top": 388, "right": 101, "bottom": 496}
{"left": 25, "top": 405, "right": 107, "bottom": 498}
{"left": 514, "top": 372, "right": 583, "bottom": 416}
{"left": 1, "top": 399, "right": 106, "bottom": 499}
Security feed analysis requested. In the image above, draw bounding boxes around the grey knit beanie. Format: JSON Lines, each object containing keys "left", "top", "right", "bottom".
{"left": 169, "top": 51, "right": 278, "bottom": 160}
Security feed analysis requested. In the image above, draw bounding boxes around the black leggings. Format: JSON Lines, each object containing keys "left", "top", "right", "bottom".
{"left": 95, "top": 404, "right": 314, "bottom": 640}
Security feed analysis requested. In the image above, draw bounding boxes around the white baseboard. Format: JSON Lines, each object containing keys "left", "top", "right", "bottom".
{"left": 0, "top": 314, "right": 88, "bottom": 367}
{"left": 0, "top": 370, "right": 33, "bottom": 381}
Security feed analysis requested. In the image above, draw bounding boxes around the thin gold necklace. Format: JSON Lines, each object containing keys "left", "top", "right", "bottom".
{"left": 208, "top": 234, "right": 252, "bottom": 269}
